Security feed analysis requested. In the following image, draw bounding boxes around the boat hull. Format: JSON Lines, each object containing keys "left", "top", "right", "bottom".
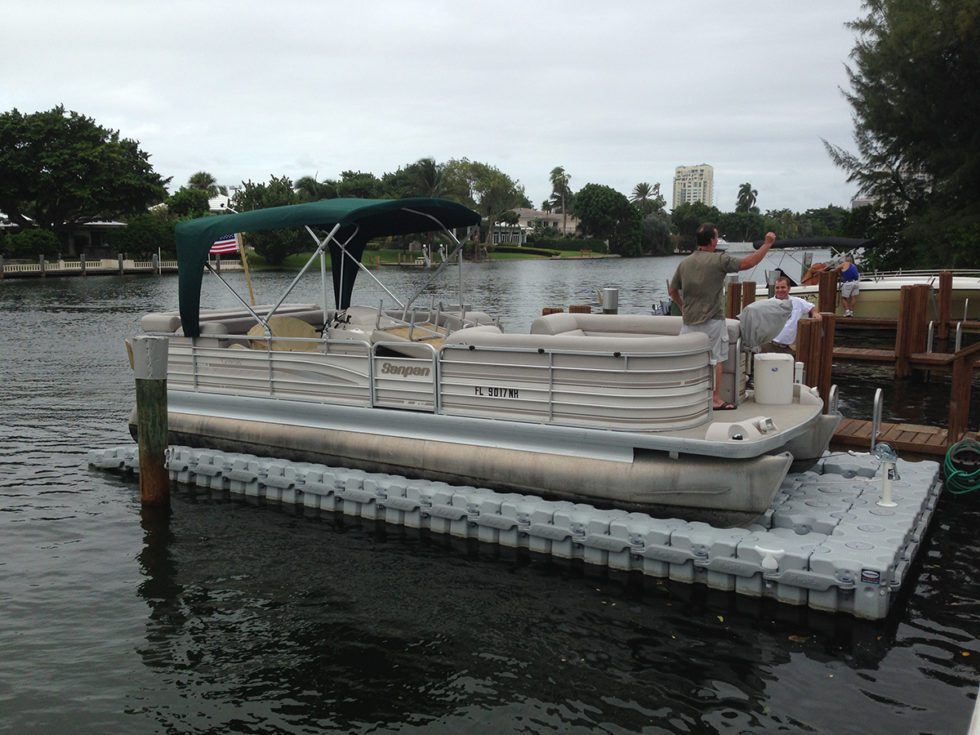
{"left": 158, "top": 410, "right": 793, "bottom": 527}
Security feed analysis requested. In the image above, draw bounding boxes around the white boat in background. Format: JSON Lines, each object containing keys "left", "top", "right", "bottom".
{"left": 132, "top": 198, "right": 840, "bottom": 526}
{"left": 755, "top": 237, "right": 980, "bottom": 320}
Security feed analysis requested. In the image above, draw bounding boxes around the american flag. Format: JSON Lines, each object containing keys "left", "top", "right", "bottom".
{"left": 209, "top": 234, "right": 238, "bottom": 255}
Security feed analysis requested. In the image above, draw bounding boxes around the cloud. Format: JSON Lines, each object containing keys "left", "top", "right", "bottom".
{"left": 1, "top": 0, "right": 865, "bottom": 211}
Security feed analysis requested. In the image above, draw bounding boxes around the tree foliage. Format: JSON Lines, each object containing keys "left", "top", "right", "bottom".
{"left": 735, "top": 182, "right": 759, "bottom": 213}
{"left": 166, "top": 187, "right": 210, "bottom": 219}
{"left": 575, "top": 184, "right": 642, "bottom": 256}
{"left": 187, "top": 171, "right": 225, "bottom": 196}
{"left": 5, "top": 228, "right": 60, "bottom": 258}
{"left": 826, "top": 0, "right": 980, "bottom": 267}
{"left": 443, "top": 159, "right": 529, "bottom": 243}
{"left": 631, "top": 182, "right": 667, "bottom": 218}
{"left": 231, "top": 175, "right": 305, "bottom": 265}
{"left": 0, "top": 106, "right": 169, "bottom": 242}
{"left": 108, "top": 211, "right": 176, "bottom": 257}
{"left": 670, "top": 202, "right": 722, "bottom": 250}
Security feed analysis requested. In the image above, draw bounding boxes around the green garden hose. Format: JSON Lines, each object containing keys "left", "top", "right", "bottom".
{"left": 944, "top": 439, "right": 980, "bottom": 494}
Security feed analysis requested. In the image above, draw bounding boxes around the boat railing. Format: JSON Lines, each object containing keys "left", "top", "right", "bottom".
{"left": 863, "top": 268, "right": 980, "bottom": 283}
{"left": 436, "top": 340, "right": 714, "bottom": 432}
{"left": 166, "top": 326, "right": 719, "bottom": 432}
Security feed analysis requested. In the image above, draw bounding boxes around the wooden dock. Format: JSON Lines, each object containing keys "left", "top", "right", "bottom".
{"left": 832, "top": 417, "right": 961, "bottom": 456}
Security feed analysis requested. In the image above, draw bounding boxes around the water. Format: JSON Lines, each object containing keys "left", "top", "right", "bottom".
{"left": 1, "top": 260, "right": 978, "bottom": 734}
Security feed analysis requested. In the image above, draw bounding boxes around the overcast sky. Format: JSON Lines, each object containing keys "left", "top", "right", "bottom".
{"left": 3, "top": 1, "right": 866, "bottom": 213}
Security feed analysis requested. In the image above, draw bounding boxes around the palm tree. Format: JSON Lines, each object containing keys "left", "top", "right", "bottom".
{"left": 736, "top": 182, "right": 758, "bottom": 213}
{"left": 295, "top": 175, "right": 336, "bottom": 201}
{"left": 549, "top": 166, "right": 571, "bottom": 234}
{"left": 187, "top": 171, "right": 225, "bottom": 197}
{"left": 630, "top": 182, "right": 666, "bottom": 217}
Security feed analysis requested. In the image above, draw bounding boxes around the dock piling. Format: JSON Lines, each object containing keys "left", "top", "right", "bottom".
{"left": 133, "top": 336, "right": 170, "bottom": 508}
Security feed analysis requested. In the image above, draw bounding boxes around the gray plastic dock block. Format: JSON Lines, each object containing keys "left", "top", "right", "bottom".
{"left": 89, "top": 445, "right": 944, "bottom": 620}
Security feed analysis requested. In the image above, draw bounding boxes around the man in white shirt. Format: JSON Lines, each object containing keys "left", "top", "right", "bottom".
{"left": 760, "top": 276, "right": 822, "bottom": 357}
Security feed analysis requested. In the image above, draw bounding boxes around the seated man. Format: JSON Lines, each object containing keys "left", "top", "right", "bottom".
{"left": 759, "top": 276, "right": 821, "bottom": 357}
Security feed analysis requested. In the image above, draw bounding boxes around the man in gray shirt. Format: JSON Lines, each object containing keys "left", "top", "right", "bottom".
{"left": 668, "top": 223, "right": 776, "bottom": 409}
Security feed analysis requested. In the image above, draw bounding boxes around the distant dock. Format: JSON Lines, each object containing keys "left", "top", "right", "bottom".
{"left": 0, "top": 255, "right": 242, "bottom": 278}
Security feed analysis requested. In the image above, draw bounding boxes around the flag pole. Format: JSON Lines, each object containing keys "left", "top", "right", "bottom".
{"left": 235, "top": 233, "right": 256, "bottom": 306}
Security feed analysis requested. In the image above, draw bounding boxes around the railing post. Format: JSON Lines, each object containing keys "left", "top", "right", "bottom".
{"left": 133, "top": 336, "right": 170, "bottom": 508}
{"left": 817, "top": 268, "right": 838, "bottom": 314}
{"left": 938, "top": 271, "right": 952, "bottom": 341}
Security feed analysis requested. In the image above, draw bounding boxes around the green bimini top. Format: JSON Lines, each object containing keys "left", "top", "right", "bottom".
{"left": 176, "top": 197, "right": 480, "bottom": 337}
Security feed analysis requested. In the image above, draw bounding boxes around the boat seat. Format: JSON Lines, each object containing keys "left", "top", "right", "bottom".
{"left": 530, "top": 312, "right": 745, "bottom": 404}
{"left": 246, "top": 316, "right": 320, "bottom": 351}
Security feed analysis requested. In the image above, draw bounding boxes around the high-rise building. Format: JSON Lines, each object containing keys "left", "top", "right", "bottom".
{"left": 672, "top": 164, "right": 714, "bottom": 209}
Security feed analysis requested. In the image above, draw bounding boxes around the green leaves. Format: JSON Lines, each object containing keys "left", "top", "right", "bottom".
{"left": 0, "top": 106, "right": 169, "bottom": 235}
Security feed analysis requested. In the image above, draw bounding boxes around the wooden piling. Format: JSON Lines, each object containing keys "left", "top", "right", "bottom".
{"left": 569, "top": 304, "right": 592, "bottom": 314}
{"left": 797, "top": 314, "right": 835, "bottom": 413}
{"left": 133, "top": 336, "right": 170, "bottom": 508}
{"left": 725, "top": 275, "right": 741, "bottom": 318}
{"left": 817, "top": 269, "right": 838, "bottom": 314}
{"left": 948, "top": 341, "right": 980, "bottom": 444}
{"left": 740, "top": 281, "right": 757, "bottom": 312}
{"left": 938, "top": 271, "right": 952, "bottom": 341}
{"left": 542, "top": 307, "right": 565, "bottom": 315}
{"left": 895, "top": 284, "right": 931, "bottom": 379}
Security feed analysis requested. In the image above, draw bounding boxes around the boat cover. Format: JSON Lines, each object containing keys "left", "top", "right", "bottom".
{"left": 175, "top": 198, "right": 481, "bottom": 337}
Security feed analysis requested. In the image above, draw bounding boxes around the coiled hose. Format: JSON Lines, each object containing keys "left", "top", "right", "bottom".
{"left": 944, "top": 439, "right": 980, "bottom": 494}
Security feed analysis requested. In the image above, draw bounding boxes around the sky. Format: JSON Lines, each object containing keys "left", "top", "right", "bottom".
{"left": 3, "top": 1, "right": 867, "bottom": 214}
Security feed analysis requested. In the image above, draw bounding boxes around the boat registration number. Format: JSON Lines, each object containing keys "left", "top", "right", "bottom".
{"left": 474, "top": 386, "right": 520, "bottom": 399}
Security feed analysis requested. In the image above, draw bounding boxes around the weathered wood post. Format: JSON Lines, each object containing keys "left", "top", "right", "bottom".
{"left": 895, "top": 284, "right": 931, "bottom": 379}
{"left": 938, "top": 271, "right": 952, "bottom": 341}
{"left": 797, "top": 314, "right": 835, "bottom": 413}
{"left": 817, "top": 268, "right": 838, "bottom": 314}
{"left": 80, "top": 253, "right": 87, "bottom": 276}
{"left": 947, "top": 342, "right": 980, "bottom": 446}
{"left": 740, "top": 281, "right": 757, "bottom": 312}
{"left": 152, "top": 252, "right": 160, "bottom": 275}
{"left": 133, "top": 336, "right": 170, "bottom": 507}
{"left": 39, "top": 254, "right": 46, "bottom": 277}
{"left": 0, "top": 254, "right": 5, "bottom": 279}
{"left": 118, "top": 253, "right": 125, "bottom": 275}
{"left": 725, "top": 274, "right": 740, "bottom": 318}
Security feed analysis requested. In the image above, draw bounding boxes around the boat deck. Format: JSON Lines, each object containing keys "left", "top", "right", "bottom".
{"left": 89, "top": 445, "right": 942, "bottom": 621}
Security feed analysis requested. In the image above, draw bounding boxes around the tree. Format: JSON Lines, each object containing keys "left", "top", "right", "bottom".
{"left": 670, "top": 202, "right": 723, "bottom": 250}
{"left": 825, "top": 0, "right": 980, "bottom": 268}
{"left": 443, "top": 159, "right": 529, "bottom": 244}
{"left": 6, "top": 228, "right": 60, "bottom": 259}
{"left": 631, "top": 182, "right": 666, "bottom": 217}
{"left": 574, "top": 183, "right": 642, "bottom": 256}
{"left": 640, "top": 214, "right": 672, "bottom": 255}
{"left": 716, "top": 211, "right": 766, "bottom": 243}
{"left": 108, "top": 211, "right": 176, "bottom": 257}
{"left": 735, "top": 182, "right": 759, "bottom": 213}
{"left": 549, "top": 166, "right": 572, "bottom": 234}
{"left": 187, "top": 171, "right": 226, "bottom": 197}
{"left": 231, "top": 175, "right": 303, "bottom": 265}
{"left": 295, "top": 175, "right": 336, "bottom": 201}
{"left": 166, "top": 187, "right": 210, "bottom": 218}
{"left": 0, "top": 106, "right": 169, "bottom": 244}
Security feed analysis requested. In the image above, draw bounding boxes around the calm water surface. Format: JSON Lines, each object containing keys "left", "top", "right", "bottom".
{"left": 1, "top": 258, "right": 978, "bottom": 734}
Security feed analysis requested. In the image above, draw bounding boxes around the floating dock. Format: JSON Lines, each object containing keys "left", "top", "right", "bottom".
{"left": 88, "top": 445, "right": 943, "bottom": 620}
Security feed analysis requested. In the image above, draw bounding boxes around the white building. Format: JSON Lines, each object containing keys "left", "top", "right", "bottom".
{"left": 672, "top": 164, "right": 714, "bottom": 209}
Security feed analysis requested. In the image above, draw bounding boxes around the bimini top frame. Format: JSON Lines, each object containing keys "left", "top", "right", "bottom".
{"left": 175, "top": 197, "right": 481, "bottom": 338}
